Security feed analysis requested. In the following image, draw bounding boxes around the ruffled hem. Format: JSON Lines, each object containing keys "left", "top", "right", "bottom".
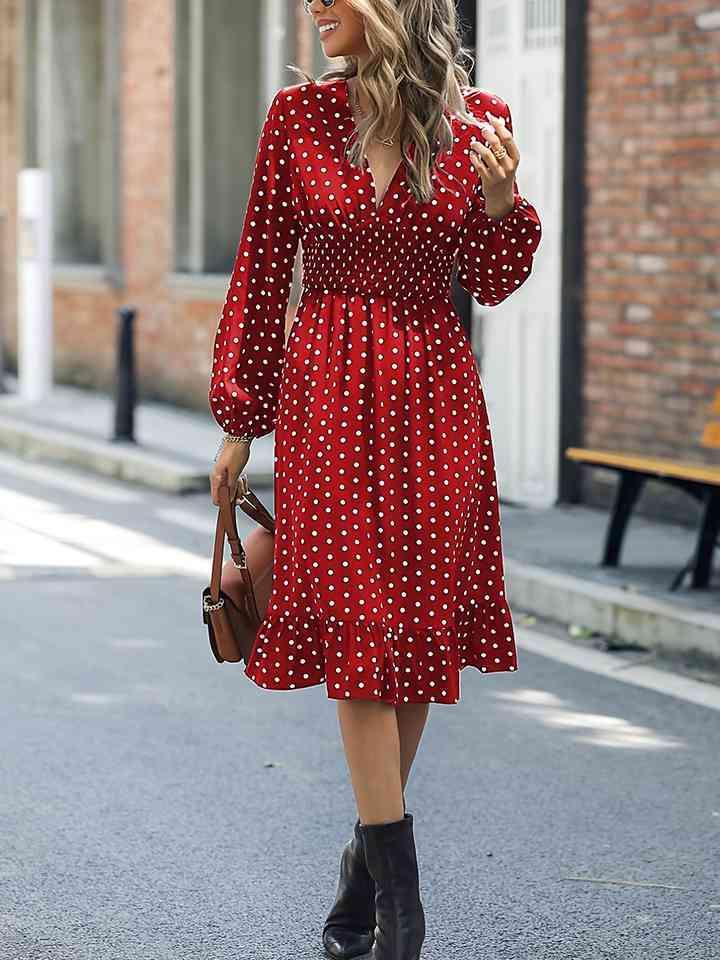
{"left": 244, "top": 601, "right": 518, "bottom": 705}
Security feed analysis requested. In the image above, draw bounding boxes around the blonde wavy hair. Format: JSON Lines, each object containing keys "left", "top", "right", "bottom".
{"left": 288, "top": 0, "right": 486, "bottom": 204}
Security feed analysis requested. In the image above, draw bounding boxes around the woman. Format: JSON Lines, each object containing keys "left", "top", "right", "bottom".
{"left": 208, "top": 1, "right": 542, "bottom": 957}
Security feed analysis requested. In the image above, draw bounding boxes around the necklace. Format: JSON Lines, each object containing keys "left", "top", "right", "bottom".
{"left": 349, "top": 81, "right": 396, "bottom": 147}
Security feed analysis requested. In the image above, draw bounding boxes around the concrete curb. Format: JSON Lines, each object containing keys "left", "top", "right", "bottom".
{"left": 506, "top": 558, "right": 720, "bottom": 662}
{"left": 0, "top": 415, "right": 273, "bottom": 493}
{"left": 0, "top": 415, "right": 213, "bottom": 493}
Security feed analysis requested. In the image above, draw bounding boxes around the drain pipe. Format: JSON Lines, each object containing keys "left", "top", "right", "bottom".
{"left": 558, "top": 0, "right": 589, "bottom": 503}
{"left": 452, "top": 0, "right": 478, "bottom": 341}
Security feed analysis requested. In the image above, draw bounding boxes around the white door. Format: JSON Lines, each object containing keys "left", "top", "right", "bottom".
{"left": 472, "top": 0, "right": 564, "bottom": 507}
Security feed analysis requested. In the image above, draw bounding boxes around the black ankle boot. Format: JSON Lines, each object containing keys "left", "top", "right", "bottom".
{"left": 359, "top": 812, "right": 425, "bottom": 960}
{"left": 322, "top": 818, "right": 376, "bottom": 959}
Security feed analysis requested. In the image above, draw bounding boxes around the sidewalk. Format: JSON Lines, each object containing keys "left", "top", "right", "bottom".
{"left": 501, "top": 501, "right": 720, "bottom": 667}
{"left": 1, "top": 375, "right": 718, "bottom": 665}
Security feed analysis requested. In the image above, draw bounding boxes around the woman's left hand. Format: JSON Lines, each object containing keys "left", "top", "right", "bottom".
{"left": 469, "top": 112, "right": 519, "bottom": 219}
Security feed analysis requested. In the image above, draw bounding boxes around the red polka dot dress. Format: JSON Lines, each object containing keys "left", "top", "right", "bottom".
{"left": 209, "top": 78, "right": 542, "bottom": 705}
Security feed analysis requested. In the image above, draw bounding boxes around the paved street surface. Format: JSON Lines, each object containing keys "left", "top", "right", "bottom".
{"left": 1, "top": 450, "right": 718, "bottom": 960}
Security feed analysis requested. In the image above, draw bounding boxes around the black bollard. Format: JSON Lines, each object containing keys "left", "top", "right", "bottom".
{"left": 112, "top": 306, "right": 137, "bottom": 443}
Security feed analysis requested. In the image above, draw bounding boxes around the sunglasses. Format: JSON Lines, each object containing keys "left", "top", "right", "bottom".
{"left": 303, "top": 0, "right": 337, "bottom": 12}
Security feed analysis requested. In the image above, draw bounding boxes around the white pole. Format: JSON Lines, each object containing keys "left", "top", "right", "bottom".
{"left": 263, "top": 0, "right": 286, "bottom": 109}
{"left": 17, "top": 168, "right": 53, "bottom": 403}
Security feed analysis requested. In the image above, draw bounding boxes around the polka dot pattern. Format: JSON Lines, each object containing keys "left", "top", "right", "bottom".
{"left": 209, "top": 80, "right": 542, "bottom": 705}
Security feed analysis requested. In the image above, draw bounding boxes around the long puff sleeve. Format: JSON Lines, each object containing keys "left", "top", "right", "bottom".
{"left": 208, "top": 88, "right": 300, "bottom": 438}
{"left": 456, "top": 94, "right": 542, "bottom": 307}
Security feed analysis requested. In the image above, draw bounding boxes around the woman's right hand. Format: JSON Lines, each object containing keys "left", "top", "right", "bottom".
{"left": 210, "top": 441, "right": 251, "bottom": 506}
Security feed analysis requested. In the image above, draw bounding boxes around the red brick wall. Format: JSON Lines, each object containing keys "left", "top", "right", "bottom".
{"left": 584, "top": 1, "right": 720, "bottom": 474}
{"left": 0, "top": 0, "right": 297, "bottom": 411}
{"left": 50, "top": 0, "right": 223, "bottom": 406}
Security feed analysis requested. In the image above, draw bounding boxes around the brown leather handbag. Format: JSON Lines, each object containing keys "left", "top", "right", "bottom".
{"left": 202, "top": 474, "right": 275, "bottom": 665}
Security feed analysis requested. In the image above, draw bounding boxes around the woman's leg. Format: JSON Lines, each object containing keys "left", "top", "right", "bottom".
{"left": 337, "top": 700, "right": 404, "bottom": 824}
{"left": 330, "top": 699, "right": 428, "bottom": 960}
{"left": 336, "top": 701, "right": 431, "bottom": 824}
{"left": 396, "top": 703, "right": 430, "bottom": 791}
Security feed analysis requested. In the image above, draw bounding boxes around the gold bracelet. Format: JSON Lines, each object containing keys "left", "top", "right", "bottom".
{"left": 213, "top": 432, "right": 253, "bottom": 462}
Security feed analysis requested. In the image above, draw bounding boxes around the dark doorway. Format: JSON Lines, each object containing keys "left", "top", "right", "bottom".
{"left": 452, "top": 0, "right": 478, "bottom": 339}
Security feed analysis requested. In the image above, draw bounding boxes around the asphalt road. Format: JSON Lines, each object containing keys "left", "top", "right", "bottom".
{"left": 0, "top": 451, "right": 718, "bottom": 960}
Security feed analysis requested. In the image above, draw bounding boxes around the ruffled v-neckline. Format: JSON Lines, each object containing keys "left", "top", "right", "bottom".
{"left": 339, "top": 77, "right": 405, "bottom": 213}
